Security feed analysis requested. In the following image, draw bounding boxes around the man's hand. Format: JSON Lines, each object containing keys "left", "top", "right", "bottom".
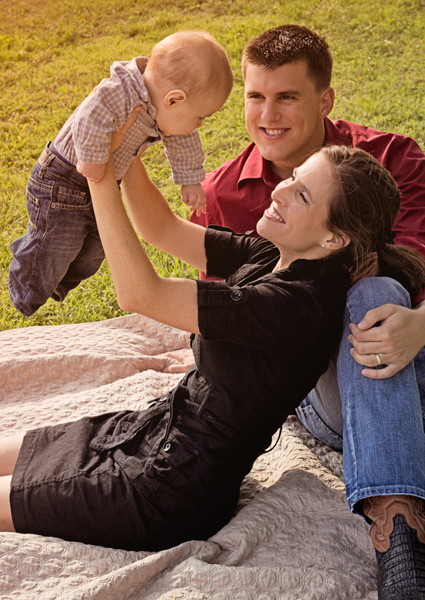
{"left": 181, "top": 183, "right": 206, "bottom": 217}
{"left": 348, "top": 302, "right": 425, "bottom": 379}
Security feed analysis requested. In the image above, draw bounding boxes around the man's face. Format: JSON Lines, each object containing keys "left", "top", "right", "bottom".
{"left": 244, "top": 61, "right": 333, "bottom": 178}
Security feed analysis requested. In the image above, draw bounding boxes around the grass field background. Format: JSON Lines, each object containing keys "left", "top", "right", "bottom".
{"left": 1, "top": 0, "right": 424, "bottom": 330}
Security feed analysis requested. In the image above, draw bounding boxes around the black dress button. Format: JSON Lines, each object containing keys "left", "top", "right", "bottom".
{"left": 231, "top": 289, "right": 243, "bottom": 302}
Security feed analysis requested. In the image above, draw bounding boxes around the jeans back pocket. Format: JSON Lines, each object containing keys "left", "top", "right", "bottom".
{"left": 53, "top": 186, "right": 90, "bottom": 210}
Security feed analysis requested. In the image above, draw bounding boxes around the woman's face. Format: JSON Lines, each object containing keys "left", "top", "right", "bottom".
{"left": 256, "top": 151, "right": 336, "bottom": 266}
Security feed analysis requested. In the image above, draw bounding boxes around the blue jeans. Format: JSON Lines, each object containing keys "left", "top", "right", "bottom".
{"left": 296, "top": 277, "right": 425, "bottom": 515}
{"left": 9, "top": 144, "right": 105, "bottom": 316}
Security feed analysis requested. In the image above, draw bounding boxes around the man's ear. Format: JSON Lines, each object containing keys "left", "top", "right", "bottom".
{"left": 319, "top": 86, "right": 335, "bottom": 119}
{"left": 163, "top": 89, "right": 187, "bottom": 107}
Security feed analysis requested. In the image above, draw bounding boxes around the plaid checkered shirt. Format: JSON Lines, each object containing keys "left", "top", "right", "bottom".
{"left": 54, "top": 57, "right": 205, "bottom": 184}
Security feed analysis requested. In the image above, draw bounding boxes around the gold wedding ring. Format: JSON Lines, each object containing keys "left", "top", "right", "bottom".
{"left": 375, "top": 353, "right": 382, "bottom": 367}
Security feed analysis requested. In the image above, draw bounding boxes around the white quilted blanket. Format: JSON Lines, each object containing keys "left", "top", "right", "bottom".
{"left": 0, "top": 313, "right": 378, "bottom": 599}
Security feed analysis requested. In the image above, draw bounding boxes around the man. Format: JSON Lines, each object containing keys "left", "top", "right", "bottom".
{"left": 189, "top": 25, "right": 425, "bottom": 599}
{"left": 192, "top": 25, "right": 425, "bottom": 378}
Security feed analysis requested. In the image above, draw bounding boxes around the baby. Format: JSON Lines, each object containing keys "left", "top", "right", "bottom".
{"left": 9, "top": 30, "right": 233, "bottom": 317}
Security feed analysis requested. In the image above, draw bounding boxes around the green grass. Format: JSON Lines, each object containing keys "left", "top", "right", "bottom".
{"left": 1, "top": 0, "right": 425, "bottom": 330}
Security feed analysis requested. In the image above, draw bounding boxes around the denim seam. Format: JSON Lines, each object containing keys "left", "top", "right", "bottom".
{"left": 17, "top": 181, "right": 54, "bottom": 302}
{"left": 25, "top": 190, "right": 40, "bottom": 240}
{"left": 347, "top": 487, "right": 425, "bottom": 513}
{"left": 343, "top": 295, "right": 360, "bottom": 502}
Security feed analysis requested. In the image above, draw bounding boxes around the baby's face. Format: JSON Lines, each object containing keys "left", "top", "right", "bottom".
{"left": 155, "top": 92, "right": 224, "bottom": 136}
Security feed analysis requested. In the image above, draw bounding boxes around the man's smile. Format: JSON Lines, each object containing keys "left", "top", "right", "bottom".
{"left": 260, "top": 127, "right": 289, "bottom": 138}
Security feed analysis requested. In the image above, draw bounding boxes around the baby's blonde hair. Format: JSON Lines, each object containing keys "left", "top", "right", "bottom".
{"left": 148, "top": 30, "right": 233, "bottom": 102}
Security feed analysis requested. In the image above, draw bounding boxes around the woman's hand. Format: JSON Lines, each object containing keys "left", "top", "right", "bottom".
{"left": 87, "top": 78, "right": 142, "bottom": 152}
{"left": 349, "top": 301, "right": 425, "bottom": 378}
{"left": 76, "top": 161, "right": 106, "bottom": 183}
{"left": 161, "top": 348, "right": 195, "bottom": 373}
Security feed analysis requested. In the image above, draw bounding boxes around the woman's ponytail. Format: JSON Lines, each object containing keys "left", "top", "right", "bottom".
{"left": 322, "top": 145, "right": 425, "bottom": 298}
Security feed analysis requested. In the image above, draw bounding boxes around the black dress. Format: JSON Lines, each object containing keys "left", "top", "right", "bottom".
{"left": 10, "top": 227, "right": 350, "bottom": 550}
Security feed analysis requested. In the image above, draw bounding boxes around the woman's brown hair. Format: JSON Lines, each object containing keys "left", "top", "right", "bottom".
{"left": 323, "top": 145, "right": 425, "bottom": 297}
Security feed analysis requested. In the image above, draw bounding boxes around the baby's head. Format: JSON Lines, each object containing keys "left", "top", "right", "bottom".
{"left": 144, "top": 30, "right": 233, "bottom": 136}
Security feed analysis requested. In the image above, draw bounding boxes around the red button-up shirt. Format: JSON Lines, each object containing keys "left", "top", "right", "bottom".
{"left": 191, "top": 118, "right": 425, "bottom": 300}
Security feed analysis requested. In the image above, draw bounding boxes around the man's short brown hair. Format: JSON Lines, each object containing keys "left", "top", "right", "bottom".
{"left": 242, "top": 25, "right": 333, "bottom": 91}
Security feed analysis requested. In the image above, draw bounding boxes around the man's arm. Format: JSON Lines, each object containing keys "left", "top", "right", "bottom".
{"left": 349, "top": 300, "right": 425, "bottom": 379}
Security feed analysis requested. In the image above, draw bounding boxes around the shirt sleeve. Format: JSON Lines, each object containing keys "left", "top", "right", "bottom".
{"left": 383, "top": 136, "right": 425, "bottom": 250}
{"left": 196, "top": 276, "right": 324, "bottom": 355}
{"left": 198, "top": 227, "right": 326, "bottom": 353}
{"left": 204, "top": 226, "right": 277, "bottom": 279}
{"left": 71, "top": 62, "right": 141, "bottom": 164}
{"left": 161, "top": 130, "right": 205, "bottom": 185}
{"left": 389, "top": 137, "right": 425, "bottom": 303}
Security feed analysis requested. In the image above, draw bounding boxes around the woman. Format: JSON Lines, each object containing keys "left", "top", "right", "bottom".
{"left": 1, "top": 146, "right": 424, "bottom": 557}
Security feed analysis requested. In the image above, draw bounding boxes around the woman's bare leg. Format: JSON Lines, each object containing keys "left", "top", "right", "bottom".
{"left": 0, "top": 476, "right": 15, "bottom": 531}
{"left": 0, "top": 434, "right": 25, "bottom": 531}
{"left": 0, "top": 433, "right": 25, "bottom": 476}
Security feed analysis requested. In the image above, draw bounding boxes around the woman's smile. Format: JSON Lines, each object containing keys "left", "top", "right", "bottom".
{"left": 264, "top": 202, "right": 286, "bottom": 223}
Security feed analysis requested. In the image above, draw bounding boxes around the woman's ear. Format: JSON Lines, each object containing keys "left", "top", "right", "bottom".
{"left": 323, "top": 231, "right": 350, "bottom": 250}
{"left": 163, "top": 89, "right": 187, "bottom": 107}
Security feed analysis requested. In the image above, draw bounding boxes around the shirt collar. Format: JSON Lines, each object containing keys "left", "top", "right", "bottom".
{"left": 238, "top": 120, "right": 347, "bottom": 190}
{"left": 238, "top": 144, "right": 282, "bottom": 189}
{"left": 124, "top": 57, "right": 157, "bottom": 119}
{"left": 324, "top": 117, "right": 351, "bottom": 145}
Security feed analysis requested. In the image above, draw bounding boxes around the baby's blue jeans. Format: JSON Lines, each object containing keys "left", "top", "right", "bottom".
{"left": 9, "top": 144, "right": 105, "bottom": 316}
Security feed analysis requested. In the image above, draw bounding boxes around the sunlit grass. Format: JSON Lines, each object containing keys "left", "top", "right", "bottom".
{"left": 1, "top": 0, "right": 424, "bottom": 330}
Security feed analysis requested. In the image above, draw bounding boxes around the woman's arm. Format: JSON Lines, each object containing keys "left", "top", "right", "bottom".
{"left": 88, "top": 158, "right": 201, "bottom": 333}
{"left": 121, "top": 157, "right": 208, "bottom": 271}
